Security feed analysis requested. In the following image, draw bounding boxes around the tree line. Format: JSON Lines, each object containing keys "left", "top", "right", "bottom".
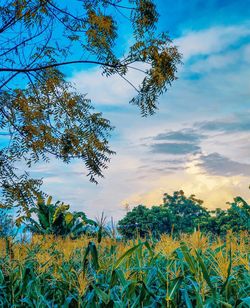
{"left": 1, "top": 190, "right": 249, "bottom": 239}
{"left": 117, "top": 190, "right": 250, "bottom": 238}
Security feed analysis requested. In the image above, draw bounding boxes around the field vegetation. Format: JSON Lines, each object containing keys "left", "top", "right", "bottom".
{"left": 0, "top": 192, "right": 249, "bottom": 307}
{"left": 0, "top": 231, "right": 249, "bottom": 307}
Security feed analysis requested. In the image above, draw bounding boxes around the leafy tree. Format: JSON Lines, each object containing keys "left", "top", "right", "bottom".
{"left": 21, "top": 195, "right": 96, "bottom": 238}
{"left": 226, "top": 196, "right": 250, "bottom": 232}
{"left": 0, "top": 0, "right": 181, "bottom": 212}
{"left": 205, "top": 208, "right": 228, "bottom": 236}
{"left": 0, "top": 209, "right": 15, "bottom": 237}
{"left": 206, "top": 196, "right": 250, "bottom": 235}
{"left": 118, "top": 204, "right": 172, "bottom": 238}
{"left": 118, "top": 205, "right": 151, "bottom": 238}
{"left": 163, "top": 190, "right": 210, "bottom": 234}
{"left": 118, "top": 190, "right": 250, "bottom": 239}
{"left": 118, "top": 191, "right": 210, "bottom": 238}
{"left": 147, "top": 205, "right": 172, "bottom": 235}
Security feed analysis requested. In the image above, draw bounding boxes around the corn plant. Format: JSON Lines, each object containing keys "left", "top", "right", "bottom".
{"left": 0, "top": 231, "right": 249, "bottom": 307}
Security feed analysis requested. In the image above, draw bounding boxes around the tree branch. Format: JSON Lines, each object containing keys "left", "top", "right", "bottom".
{"left": 105, "top": 1, "right": 136, "bottom": 10}
{"left": 0, "top": 60, "right": 124, "bottom": 73}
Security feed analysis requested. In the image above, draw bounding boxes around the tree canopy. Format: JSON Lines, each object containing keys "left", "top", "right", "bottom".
{"left": 0, "top": 0, "right": 181, "bottom": 212}
{"left": 118, "top": 190, "right": 250, "bottom": 238}
{"left": 162, "top": 190, "right": 209, "bottom": 234}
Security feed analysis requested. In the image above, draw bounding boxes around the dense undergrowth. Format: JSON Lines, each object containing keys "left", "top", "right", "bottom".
{"left": 0, "top": 231, "right": 249, "bottom": 307}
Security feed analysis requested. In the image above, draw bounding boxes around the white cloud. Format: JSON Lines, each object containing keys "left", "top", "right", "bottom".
{"left": 176, "top": 24, "right": 250, "bottom": 60}
{"left": 188, "top": 43, "right": 250, "bottom": 73}
{"left": 190, "top": 52, "right": 237, "bottom": 72}
{"left": 70, "top": 65, "right": 145, "bottom": 105}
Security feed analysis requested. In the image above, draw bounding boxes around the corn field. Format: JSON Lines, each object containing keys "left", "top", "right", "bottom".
{"left": 0, "top": 231, "right": 249, "bottom": 307}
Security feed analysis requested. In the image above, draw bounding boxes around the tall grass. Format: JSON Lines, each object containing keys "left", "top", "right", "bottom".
{"left": 0, "top": 231, "right": 249, "bottom": 307}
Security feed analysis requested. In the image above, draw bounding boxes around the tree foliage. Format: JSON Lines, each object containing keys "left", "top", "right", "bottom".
{"left": 0, "top": 0, "right": 181, "bottom": 211}
{"left": 118, "top": 204, "right": 171, "bottom": 238}
{"left": 21, "top": 195, "right": 97, "bottom": 238}
{"left": 163, "top": 190, "right": 209, "bottom": 234}
{"left": 0, "top": 209, "right": 15, "bottom": 237}
{"left": 118, "top": 190, "right": 250, "bottom": 238}
{"left": 206, "top": 196, "right": 250, "bottom": 235}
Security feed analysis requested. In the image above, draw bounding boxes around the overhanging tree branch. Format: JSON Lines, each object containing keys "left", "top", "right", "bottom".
{"left": 0, "top": 0, "right": 181, "bottom": 211}
{"left": 0, "top": 60, "right": 124, "bottom": 73}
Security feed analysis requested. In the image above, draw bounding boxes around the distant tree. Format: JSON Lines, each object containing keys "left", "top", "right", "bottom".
{"left": 226, "top": 196, "right": 250, "bottom": 232}
{"left": 163, "top": 190, "right": 209, "bottom": 234}
{"left": 118, "top": 191, "right": 249, "bottom": 239}
{"left": 0, "top": 0, "right": 181, "bottom": 212}
{"left": 118, "top": 205, "right": 151, "bottom": 238}
{"left": 205, "top": 208, "right": 228, "bottom": 236}
{"left": 0, "top": 209, "right": 14, "bottom": 237}
{"left": 118, "top": 203, "right": 172, "bottom": 238}
{"left": 147, "top": 205, "right": 172, "bottom": 236}
{"left": 206, "top": 196, "right": 250, "bottom": 235}
{"left": 21, "top": 195, "right": 96, "bottom": 238}
{"left": 118, "top": 191, "right": 210, "bottom": 238}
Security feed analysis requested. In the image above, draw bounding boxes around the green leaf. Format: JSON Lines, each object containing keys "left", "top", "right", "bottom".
{"left": 180, "top": 242, "right": 196, "bottom": 274}
{"left": 144, "top": 240, "right": 154, "bottom": 257}
{"left": 195, "top": 250, "right": 215, "bottom": 295}
{"left": 182, "top": 289, "right": 193, "bottom": 308}
{"left": 93, "top": 286, "right": 109, "bottom": 304}
{"left": 113, "top": 243, "right": 142, "bottom": 269}
{"left": 38, "top": 212, "right": 49, "bottom": 229}
{"left": 219, "top": 301, "right": 233, "bottom": 307}
{"left": 238, "top": 297, "right": 250, "bottom": 307}
{"left": 168, "top": 277, "right": 182, "bottom": 301}
{"left": 0, "top": 269, "right": 4, "bottom": 284}
{"left": 97, "top": 226, "right": 102, "bottom": 243}
{"left": 89, "top": 241, "right": 99, "bottom": 270}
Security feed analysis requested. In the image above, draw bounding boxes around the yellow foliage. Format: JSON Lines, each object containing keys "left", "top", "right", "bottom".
{"left": 0, "top": 239, "right": 6, "bottom": 257}
{"left": 0, "top": 230, "right": 248, "bottom": 296}
{"left": 155, "top": 234, "right": 180, "bottom": 257}
{"left": 183, "top": 230, "right": 208, "bottom": 253}
{"left": 77, "top": 272, "right": 89, "bottom": 296}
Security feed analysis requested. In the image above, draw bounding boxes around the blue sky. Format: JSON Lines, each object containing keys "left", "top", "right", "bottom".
{"left": 5, "top": 0, "right": 250, "bottom": 220}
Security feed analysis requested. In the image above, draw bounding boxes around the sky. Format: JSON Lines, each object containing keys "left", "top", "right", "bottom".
{"left": 20, "top": 1, "right": 250, "bottom": 219}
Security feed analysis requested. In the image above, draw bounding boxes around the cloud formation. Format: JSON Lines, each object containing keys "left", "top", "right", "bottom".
{"left": 152, "top": 129, "right": 204, "bottom": 142}
{"left": 70, "top": 66, "right": 145, "bottom": 106}
{"left": 176, "top": 24, "right": 250, "bottom": 60}
{"left": 196, "top": 153, "right": 250, "bottom": 177}
{"left": 150, "top": 142, "right": 200, "bottom": 155}
{"left": 148, "top": 128, "right": 203, "bottom": 157}
{"left": 195, "top": 113, "right": 250, "bottom": 133}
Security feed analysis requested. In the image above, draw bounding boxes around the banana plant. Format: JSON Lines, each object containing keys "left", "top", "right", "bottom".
{"left": 24, "top": 195, "right": 97, "bottom": 238}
